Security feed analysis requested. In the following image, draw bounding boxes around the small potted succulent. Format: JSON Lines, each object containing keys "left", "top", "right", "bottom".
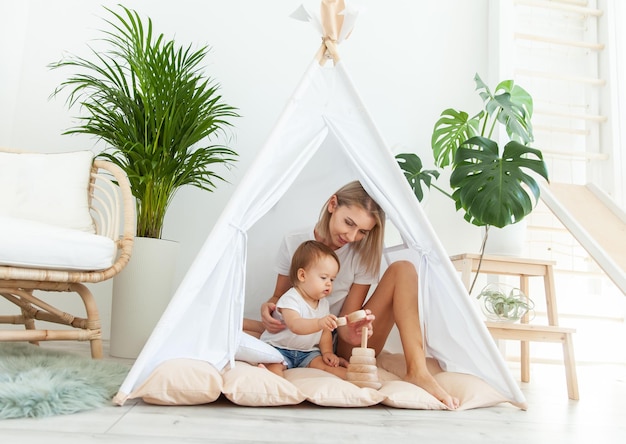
{"left": 477, "top": 283, "right": 534, "bottom": 323}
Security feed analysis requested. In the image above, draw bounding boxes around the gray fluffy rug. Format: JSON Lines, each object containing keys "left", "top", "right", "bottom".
{"left": 0, "top": 342, "right": 129, "bottom": 419}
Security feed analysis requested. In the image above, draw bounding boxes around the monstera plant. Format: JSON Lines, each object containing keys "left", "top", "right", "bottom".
{"left": 398, "top": 73, "right": 548, "bottom": 228}
{"left": 397, "top": 74, "right": 549, "bottom": 291}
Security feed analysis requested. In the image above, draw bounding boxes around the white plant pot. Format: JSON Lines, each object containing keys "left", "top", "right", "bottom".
{"left": 482, "top": 220, "right": 527, "bottom": 257}
{"left": 110, "top": 237, "right": 179, "bottom": 358}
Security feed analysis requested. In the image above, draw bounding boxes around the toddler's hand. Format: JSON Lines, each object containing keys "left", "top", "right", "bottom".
{"left": 323, "top": 352, "right": 340, "bottom": 367}
{"left": 317, "top": 314, "right": 338, "bottom": 332}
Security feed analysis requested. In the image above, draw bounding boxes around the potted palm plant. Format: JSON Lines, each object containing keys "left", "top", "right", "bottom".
{"left": 396, "top": 73, "right": 549, "bottom": 293}
{"left": 50, "top": 5, "right": 238, "bottom": 239}
{"left": 49, "top": 5, "right": 239, "bottom": 357}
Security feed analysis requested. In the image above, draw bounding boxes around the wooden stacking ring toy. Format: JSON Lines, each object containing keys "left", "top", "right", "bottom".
{"left": 343, "top": 310, "right": 381, "bottom": 390}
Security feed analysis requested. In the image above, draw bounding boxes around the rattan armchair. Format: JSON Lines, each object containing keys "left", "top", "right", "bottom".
{"left": 0, "top": 151, "right": 135, "bottom": 358}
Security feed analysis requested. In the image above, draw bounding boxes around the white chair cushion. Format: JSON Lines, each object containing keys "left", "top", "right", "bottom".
{"left": 0, "top": 151, "right": 96, "bottom": 233}
{"left": 0, "top": 216, "right": 116, "bottom": 271}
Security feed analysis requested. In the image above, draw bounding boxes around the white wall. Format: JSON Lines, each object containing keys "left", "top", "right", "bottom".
{"left": 0, "top": 0, "right": 488, "bottom": 338}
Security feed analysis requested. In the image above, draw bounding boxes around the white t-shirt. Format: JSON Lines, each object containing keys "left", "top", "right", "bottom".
{"left": 260, "top": 287, "right": 329, "bottom": 351}
{"left": 274, "top": 228, "right": 379, "bottom": 316}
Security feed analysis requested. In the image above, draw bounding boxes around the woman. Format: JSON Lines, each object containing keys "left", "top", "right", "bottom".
{"left": 244, "top": 181, "right": 459, "bottom": 409}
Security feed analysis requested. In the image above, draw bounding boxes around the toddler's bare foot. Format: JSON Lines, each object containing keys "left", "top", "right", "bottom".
{"left": 404, "top": 371, "right": 460, "bottom": 410}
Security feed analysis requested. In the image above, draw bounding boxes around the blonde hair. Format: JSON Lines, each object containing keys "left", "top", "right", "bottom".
{"left": 289, "top": 240, "right": 340, "bottom": 286}
{"left": 315, "top": 181, "right": 385, "bottom": 275}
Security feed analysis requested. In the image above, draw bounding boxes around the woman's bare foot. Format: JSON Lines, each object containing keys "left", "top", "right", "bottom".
{"left": 404, "top": 371, "right": 460, "bottom": 410}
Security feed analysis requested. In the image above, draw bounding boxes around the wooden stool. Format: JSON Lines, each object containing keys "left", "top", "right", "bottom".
{"left": 450, "top": 253, "right": 579, "bottom": 400}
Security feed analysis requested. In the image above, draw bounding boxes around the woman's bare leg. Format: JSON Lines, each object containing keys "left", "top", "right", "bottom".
{"left": 359, "top": 261, "right": 459, "bottom": 409}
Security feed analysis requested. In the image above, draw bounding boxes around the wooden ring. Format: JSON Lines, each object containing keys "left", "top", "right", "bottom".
{"left": 351, "top": 347, "right": 375, "bottom": 357}
{"left": 346, "top": 309, "right": 367, "bottom": 323}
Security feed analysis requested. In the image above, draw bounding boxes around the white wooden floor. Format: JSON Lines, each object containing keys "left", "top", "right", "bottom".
{"left": 1, "top": 341, "right": 625, "bottom": 444}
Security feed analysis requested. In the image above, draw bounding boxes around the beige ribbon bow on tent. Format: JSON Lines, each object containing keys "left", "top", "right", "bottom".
{"left": 291, "top": 0, "right": 360, "bottom": 65}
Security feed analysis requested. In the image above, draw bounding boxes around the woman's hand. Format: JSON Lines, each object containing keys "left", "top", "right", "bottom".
{"left": 340, "top": 309, "right": 375, "bottom": 346}
{"left": 261, "top": 301, "right": 286, "bottom": 334}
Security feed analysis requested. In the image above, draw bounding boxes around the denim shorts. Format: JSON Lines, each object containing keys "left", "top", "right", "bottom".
{"left": 274, "top": 347, "right": 321, "bottom": 369}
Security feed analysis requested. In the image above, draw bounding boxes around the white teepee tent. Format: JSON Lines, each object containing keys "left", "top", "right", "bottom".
{"left": 115, "top": 1, "right": 526, "bottom": 408}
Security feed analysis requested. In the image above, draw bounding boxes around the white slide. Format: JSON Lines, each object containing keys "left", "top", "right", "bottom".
{"left": 540, "top": 182, "right": 626, "bottom": 295}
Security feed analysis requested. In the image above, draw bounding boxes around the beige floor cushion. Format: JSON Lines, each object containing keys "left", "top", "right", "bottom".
{"left": 133, "top": 352, "right": 513, "bottom": 410}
